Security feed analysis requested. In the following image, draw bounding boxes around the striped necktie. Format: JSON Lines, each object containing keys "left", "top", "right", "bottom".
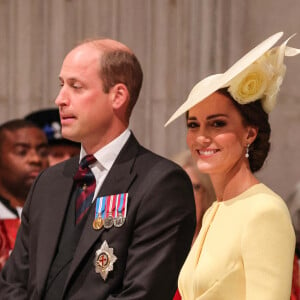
{"left": 73, "top": 154, "right": 97, "bottom": 224}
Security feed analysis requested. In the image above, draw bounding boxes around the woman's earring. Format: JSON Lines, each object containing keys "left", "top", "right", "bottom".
{"left": 245, "top": 144, "right": 250, "bottom": 158}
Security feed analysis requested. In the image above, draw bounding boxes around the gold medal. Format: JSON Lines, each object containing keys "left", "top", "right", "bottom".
{"left": 93, "top": 217, "right": 103, "bottom": 230}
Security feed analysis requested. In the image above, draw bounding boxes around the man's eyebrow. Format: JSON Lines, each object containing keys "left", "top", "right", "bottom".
{"left": 13, "top": 142, "right": 30, "bottom": 147}
{"left": 59, "top": 76, "right": 77, "bottom": 81}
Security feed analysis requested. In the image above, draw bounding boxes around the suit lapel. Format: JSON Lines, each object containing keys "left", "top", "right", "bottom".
{"left": 36, "top": 157, "right": 78, "bottom": 294}
{"left": 64, "top": 134, "right": 140, "bottom": 291}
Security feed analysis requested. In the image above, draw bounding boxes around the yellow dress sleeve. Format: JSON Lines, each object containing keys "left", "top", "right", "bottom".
{"left": 241, "top": 199, "right": 295, "bottom": 300}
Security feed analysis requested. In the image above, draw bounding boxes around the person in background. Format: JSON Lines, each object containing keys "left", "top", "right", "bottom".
{"left": 286, "top": 184, "right": 300, "bottom": 299}
{"left": 0, "top": 119, "right": 48, "bottom": 270}
{"left": 172, "top": 150, "right": 215, "bottom": 300}
{"left": 25, "top": 108, "right": 80, "bottom": 166}
{"left": 172, "top": 150, "right": 215, "bottom": 243}
{"left": 0, "top": 38, "right": 195, "bottom": 299}
{"left": 165, "top": 32, "right": 298, "bottom": 300}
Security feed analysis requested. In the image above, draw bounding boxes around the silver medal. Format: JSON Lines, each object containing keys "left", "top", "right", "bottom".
{"left": 104, "top": 214, "right": 114, "bottom": 229}
{"left": 114, "top": 214, "right": 126, "bottom": 227}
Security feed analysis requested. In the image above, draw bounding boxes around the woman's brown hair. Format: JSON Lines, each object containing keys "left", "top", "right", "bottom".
{"left": 217, "top": 88, "right": 271, "bottom": 173}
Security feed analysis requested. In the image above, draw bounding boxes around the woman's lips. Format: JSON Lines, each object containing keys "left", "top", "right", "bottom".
{"left": 197, "top": 149, "right": 219, "bottom": 157}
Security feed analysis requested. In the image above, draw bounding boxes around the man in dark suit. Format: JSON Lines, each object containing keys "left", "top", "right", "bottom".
{"left": 0, "top": 38, "right": 195, "bottom": 299}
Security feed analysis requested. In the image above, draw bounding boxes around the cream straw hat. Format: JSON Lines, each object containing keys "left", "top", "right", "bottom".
{"left": 165, "top": 32, "right": 300, "bottom": 126}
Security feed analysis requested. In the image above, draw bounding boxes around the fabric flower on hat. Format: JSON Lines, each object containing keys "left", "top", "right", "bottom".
{"left": 227, "top": 62, "right": 270, "bottom": 105}
{"left": 261, "top": 46, "right": 287, "bottom": 112}
{"left": 227, "top": 34, "right": 300, "bottom": 113}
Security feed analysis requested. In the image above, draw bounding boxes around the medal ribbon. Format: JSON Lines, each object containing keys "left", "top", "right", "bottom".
{"left": 95, "top": 196, "right": 106, "bottom": 220}
{"left": 105, "top": 195, "right": 116, "bottom": 218}
{"left": 96, "top": 193, "right": 128, "bottom": 222}
{"left": 115, "top": 193, "right": 128, "bottom": 218}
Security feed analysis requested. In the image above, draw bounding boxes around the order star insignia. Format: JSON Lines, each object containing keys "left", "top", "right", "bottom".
{"left": 94, "top": 240, "right": 117, "bottom": 281}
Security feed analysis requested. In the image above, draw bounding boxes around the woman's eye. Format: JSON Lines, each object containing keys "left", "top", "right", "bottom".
{"left": 187, "top": 122, "right": 199, "bottom": 129}
{"left": 212, "top": 120, "right": 226, "bottom": 127}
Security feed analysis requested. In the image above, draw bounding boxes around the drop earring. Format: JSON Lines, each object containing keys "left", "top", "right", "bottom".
{"left": 245, "top": 144, "right": 250, "bottom": 158}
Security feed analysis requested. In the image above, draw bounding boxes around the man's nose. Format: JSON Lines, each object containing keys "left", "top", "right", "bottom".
{"left": 55, "top": 86, "right": 69, "bottom": 106}
{"left": 28, "top": 150, "right": 43, "bottom": 164}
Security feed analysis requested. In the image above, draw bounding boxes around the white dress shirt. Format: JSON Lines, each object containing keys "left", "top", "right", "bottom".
{"left": 79, "top": 129, "right": 131, "bottom": 202}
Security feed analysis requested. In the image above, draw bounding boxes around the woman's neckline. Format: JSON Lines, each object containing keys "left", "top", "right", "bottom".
{"left": 216, "top": 182, "right": 263, "bottom": 203}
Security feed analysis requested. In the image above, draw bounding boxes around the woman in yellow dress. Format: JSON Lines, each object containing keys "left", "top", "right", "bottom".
{"left": 165, "top": 32, "right": 300, "bottom": 300}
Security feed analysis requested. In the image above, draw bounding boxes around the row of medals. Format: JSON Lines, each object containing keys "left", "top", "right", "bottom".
{"left": 93, "top": 213, "right": 125, "bottom": 230}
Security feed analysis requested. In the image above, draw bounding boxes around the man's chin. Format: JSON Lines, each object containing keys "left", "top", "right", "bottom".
{"left": 24, "top": 178, "right": 36, "bottom": 187}
{"left": 61, "top": 132, "right": 80, "bottom": 143}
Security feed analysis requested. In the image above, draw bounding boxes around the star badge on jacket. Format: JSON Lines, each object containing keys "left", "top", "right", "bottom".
{"left": 94, "top": 240, "right": 117, "bottom": 280}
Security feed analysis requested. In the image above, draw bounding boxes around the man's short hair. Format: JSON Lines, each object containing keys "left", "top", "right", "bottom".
{"left": 100, "top": 49, "right": 143, "bottom": 118}
{"left": 0, "top": 119, "right": 41, "bottom": 150}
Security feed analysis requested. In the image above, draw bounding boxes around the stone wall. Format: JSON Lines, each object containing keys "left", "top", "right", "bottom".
{"left": 1, "top": 0, "right": 300, "bottom": 198}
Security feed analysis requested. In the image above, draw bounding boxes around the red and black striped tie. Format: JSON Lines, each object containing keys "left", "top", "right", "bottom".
{"left": 73, "top": 154, "right": 97, "bottom": 224}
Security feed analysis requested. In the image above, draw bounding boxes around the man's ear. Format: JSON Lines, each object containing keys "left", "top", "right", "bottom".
{"left": 245, "top": 126, "right": 258, "bottom": 145}
{"left": 110, "top": 83, "right": 129, "bottom": 110}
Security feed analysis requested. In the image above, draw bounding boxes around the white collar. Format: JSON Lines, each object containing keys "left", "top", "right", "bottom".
{"left": 79, "top": 129, "right": 131, "bottom": 170}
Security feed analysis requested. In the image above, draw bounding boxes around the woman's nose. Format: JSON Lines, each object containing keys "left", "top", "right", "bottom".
{"left": 196, "top": 133, "right": 211, "bottom": 146}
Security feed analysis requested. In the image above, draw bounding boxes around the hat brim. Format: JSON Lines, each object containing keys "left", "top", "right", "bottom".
{"left": 165, "top": 31, "right": 284, "bottom": 126}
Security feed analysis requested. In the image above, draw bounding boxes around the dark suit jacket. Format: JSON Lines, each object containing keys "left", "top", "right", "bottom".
{"left": 0, "top": 134, "right": 195, "bottom": 299}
